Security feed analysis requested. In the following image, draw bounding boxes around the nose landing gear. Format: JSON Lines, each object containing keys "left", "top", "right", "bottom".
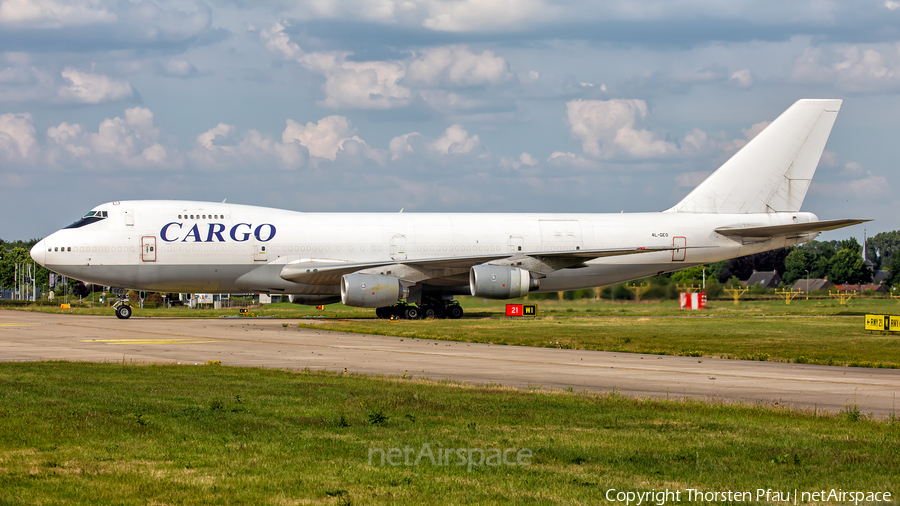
{"left": 115, "top": 303, "right": 133, "bottom": 319}
{"left": 110, "top": 288, "right": 133, "bottom": 319}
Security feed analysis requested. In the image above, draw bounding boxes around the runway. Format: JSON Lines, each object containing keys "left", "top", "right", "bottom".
{"left": 2, "top": 309, "right": 899, "bottom": 418}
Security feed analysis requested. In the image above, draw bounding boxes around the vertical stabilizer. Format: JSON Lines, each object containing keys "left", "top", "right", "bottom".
{"left": 668, "top": 99, "right": 842, "bottom": 214}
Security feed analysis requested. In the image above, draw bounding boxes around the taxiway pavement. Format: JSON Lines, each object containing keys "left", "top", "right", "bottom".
{"left": 2, "top": 310, "right": 898, "bottom": 417}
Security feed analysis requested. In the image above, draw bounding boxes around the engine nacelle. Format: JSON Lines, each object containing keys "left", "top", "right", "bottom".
{"left": 340, "top": 273, "right": 408, "bottom": 308}
{"left": 469, "top": 265, "right": 539, "bottom": 299}
{"left": 288, "top": 294, "right": 342, "bottom": 306}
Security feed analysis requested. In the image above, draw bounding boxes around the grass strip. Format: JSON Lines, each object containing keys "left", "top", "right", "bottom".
{"left": 0, "top": 362, "right": 898, "bottom": 505}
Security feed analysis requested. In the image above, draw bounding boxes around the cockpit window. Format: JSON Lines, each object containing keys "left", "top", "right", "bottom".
{"left": 64, "top": 210, "right": 108, "bottom": 229}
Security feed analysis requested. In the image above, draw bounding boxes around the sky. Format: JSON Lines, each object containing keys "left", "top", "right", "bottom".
{"left": 1, "top": 0, "right": 898, "bottom": 241}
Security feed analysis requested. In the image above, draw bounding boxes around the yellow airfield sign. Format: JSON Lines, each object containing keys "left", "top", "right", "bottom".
{"left": 864, "top": 314, "right": 900, "bottom": 332}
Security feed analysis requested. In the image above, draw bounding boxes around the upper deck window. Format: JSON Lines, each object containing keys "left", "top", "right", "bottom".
{"left": 64, "top": 209, "right": 108, "bottom": 229}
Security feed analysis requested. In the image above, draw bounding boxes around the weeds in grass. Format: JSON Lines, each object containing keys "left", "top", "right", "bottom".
{"left": 367, "top": 410, "right": 388, "bottom": 425}
{"left": 842, "top": 403, "right": 863, "bottom": 422}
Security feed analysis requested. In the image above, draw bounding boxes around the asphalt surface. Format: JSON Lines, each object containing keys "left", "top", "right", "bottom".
{"left": 2, "top": 309, "right": 899, "bottom": 418}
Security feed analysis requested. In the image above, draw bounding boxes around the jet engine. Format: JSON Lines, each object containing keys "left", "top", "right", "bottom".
{"left": 288, "top": 294, "right": 342, "bottom": 306}
{"left": 340, "top": 273, "right": 409, "bottom": 308}
{"left": 469, "top": 265, "right": 539, "bottom": 299}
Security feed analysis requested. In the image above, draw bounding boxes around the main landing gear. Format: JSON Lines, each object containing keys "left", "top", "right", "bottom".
{"left": 375, "top": 300, "right": 464, "bottom": 320}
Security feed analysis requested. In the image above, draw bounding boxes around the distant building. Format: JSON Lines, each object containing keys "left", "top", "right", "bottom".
{"left": 791, "top": 279, "right": 834, "bottom": 292}
{"left": 834, "top": 283, "right": 887, "bottom": 294}
{"left": 874, "top": 270, "right": 890, "bottom": 285}
{"left": 742, "top": 270, "right": 782, "bottom": 289}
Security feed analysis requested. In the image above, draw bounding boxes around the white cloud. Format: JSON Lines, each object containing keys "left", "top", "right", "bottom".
{"left": 730, "top": 69, "right": 754, "bottom": 87}
{"left": 566, "top": 99, "right": 678, "bottom": 158}
{"left": 406, "top": 46, "right": 513, "bottom": 87}
{"left": 790, "top": 45, "right": 900, "bottom": 92}
{"left": 259, "top": 25, "right": 412, "bottom": 110}
{"left": 301, "top": 52, "right": 410, "bottom": 110}
{"left": 500, "top": 152, "right": 538, "bottom": 169}
{"left": 814, "top": 174, "right": 891, "bottom": 199}
{"left": 259, "top": 25, "right": 516, "bottom": 112}
{"left": 0, "top": 112, "right": 37, "bottom": 162}
{"left": 46, "top": 107, "right": 176, "bottom": 169}
{"left": 0, "top": 0, "right": 210, "bottom": 48}
{"left": 191, "top": 115, "right": 385, "bottom": 168}
{"left": 432, "top": 124, "right": 480, "bottom": 155}
{"left": 886, "top": 1, "right": 900, "bottom": 10}
{"left": 675, "top": 170, "right": 712, "bottom": 188}
{"left": 422, "top": 0, "right": 552, "bottom": 32}
{"left": 191, "top": 122, "right": 305, "bottom": 169}
{"left": 819, "top": 149, "right": 838, "bottom": 167}
{"left": 846, "top": 175, "right": 890, "bottom": 198}
{"left": 389, "top": 132, "right": 421, "bottom": 160}
{"left": 0, "top": 0, "right": 117, "bottom": 28}
{"left": 162, "top": 59, "right": 198, "bottom": 78}
{"left": 546, "top": 150, "right": 601, "bottom": 169}
{"left": 260, "top": 21, "right": 304, "bottom": 61}
{"left": 57, "top": 68, "right": 133, "bottom": 104}
{"left": 715, "top": 120, "right": 771, "bottom": 154}
{"left": 844, "top": 161, "right": 863, "bottom": 172}
{"left": 283, "top": 115, "right": 383, "bottom": 162}
{"left": 742, "top": 121, "right": 770, "bottom": 140}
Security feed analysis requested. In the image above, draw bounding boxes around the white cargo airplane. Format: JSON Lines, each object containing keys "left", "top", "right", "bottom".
{"left": 31, "top": 99, "right": 867, "bottom": 319}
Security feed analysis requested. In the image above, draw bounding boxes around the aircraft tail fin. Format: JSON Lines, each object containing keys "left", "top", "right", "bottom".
{"left": 668, "top": 99, "right": 842, "bottom": 214}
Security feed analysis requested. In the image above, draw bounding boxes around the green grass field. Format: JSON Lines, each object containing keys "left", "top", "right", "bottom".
{"left": 0, "top": 362, "right": 897, "bottom": 505}
{"left": 302, "top": 314, "right": 900, "bottom": 368}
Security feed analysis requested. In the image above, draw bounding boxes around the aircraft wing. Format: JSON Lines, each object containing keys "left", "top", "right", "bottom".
{"left": 715, "top": 218, "right": 870, "bottom": 238}
{"left": 279, "top": 245, "right": 679, "bottom": 285}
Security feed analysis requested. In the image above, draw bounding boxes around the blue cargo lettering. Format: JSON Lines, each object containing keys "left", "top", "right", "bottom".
{"left": 160, "top": 222, "right": 182, "bottom": 242}
{"left": 159, "top": 222, "right": 275, "bottom": 242}
{"left": 206, "top": 223, "right": 226, "bottom": 242}
{"left": 230, "top": 223, "right": 252, "bottom": 242}
{"left": 182, "top": 224, "right": 202, "bottom": 242}
{"left": 255, "top": 224, "right": 276, "bottom": 242}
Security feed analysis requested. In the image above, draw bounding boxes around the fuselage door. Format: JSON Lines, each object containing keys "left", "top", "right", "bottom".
{"left": 141, "top": 236, "right": 157, "bottom": 262}
{"left": 390, "top": 235, "right": 407, "bottom": 260}
{"left": 508, "top": 235, "right": 524, "bottom": 253}
{"left": 124, "top": 210, "right": 134, "bottom": 226}
{"left": 539, "top": 220, "right": 583, "bottom": 251}
{"left": 254, "top": 243, "right": 267, "bottom": 262}
{"left": 672, "top": 236, "right": 686, "bottom": 262}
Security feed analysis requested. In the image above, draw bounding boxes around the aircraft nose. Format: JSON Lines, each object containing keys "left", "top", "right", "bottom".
{"left": 30, "top": 239, "right": 46, "bottom": 265}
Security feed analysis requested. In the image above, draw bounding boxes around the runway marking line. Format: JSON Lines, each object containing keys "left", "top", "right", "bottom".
{"left": 0, "top": 323, "right": 41, "bottom": 327}
{"left": 55, "top": 321, "right": 900, "bottom": 389}
{"left": 80, "top": 339, "right": 219, "bottom": 345}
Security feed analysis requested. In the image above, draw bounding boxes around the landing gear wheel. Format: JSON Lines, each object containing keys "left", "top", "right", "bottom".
{"left": 448, "top": 305, "right": 463, "bottom": 319}
{"left": 405, "top": 307, "right": 420, "bottom": 320}
{"left": 115, "top": 305, "right": 133, "bottom": 320}
{"left": 375, "top": 307, "right": 391, "bottom": 319}
{"left": 423, "top": 306, "right": 437, "bottom": 319}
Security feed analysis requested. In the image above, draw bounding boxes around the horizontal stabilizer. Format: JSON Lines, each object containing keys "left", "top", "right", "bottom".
{"left": 715, "top": 218, "right": 870, "bottom": 238}
{"left": 280, "top": 246, "right": 681, "bottom": 285}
